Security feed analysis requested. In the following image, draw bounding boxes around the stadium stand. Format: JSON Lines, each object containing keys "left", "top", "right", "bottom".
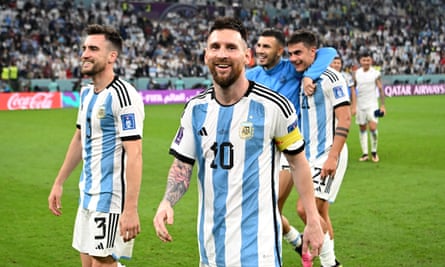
{"left": 0, "top": 0, "right": 444, "bottom": 91}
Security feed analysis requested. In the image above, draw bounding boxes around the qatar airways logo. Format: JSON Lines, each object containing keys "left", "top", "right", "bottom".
{"left": 7, "top": 93, "right": 55, "bottom": 110}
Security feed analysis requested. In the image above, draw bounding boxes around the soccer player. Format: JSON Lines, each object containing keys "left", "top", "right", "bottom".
{"left": 153, "top": 17, "right": 324, "bottom": 267}
{"left": 48, "top": 24, "right": 145, "bottom": 267}
{"left": 246, "top": 28, "right": 337, "bottom": 256}
{"left": 288, "top": 30, "right": 351, "bottom": 267}
{"left": 351, "top": 51, "right": 386, "bottom": 162}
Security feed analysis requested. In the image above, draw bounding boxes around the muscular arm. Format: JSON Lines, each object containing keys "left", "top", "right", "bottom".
{"left": 304, "top": 47, "right": 338, "bottom": 80}
{"left": 302, "top": 47, "right": 337, "bottom": 96}
{"left": 48, "top": 128, "right": 82, "bottom": 216}
{"left": 376, "top": 77, "right": 385, "bottom": 113}
{"left": 351, "top": 72, "right": 357, "bottom": 115}
{"left": 322, "top": 105, "right": 351, "bottom": 179}
{"left": 285, "top": 152, "right": 324, "bottom": 255}
{"left": 164, "top": 158, "right": 193, "bottom": 205}
{"left": 153, "top": 158, "right": 193, "bottom": 242}
{"left": 120, "top": 139, "right": 143, "bottom": 242}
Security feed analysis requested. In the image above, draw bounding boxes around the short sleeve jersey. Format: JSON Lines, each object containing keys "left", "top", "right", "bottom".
{"left": 170, "top": 81, "right": 304, "bottom": 267}
{"left": 76, "top": 77, "right": 145, "bottom": 213}
{"left": 354, "top": 67, "right": 381, "bottom": 109}
{"left": 300, "top": 67, "right": 350, "bottom": 162}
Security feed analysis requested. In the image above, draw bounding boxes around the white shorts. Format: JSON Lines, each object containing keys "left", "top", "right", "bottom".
{"left": 72, "top": 207, "right": 134, "bottom": 260}
{"left": 311, "top": 144, "right": 348, "bottom": 203}
{"left": 279, "top": 152, "right": 290, "bottom": 170}
{"left": 356, "top": 106, "right": 378, "bottom": 125}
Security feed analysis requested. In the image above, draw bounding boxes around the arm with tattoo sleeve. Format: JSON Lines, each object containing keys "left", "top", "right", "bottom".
{"left": 153, "top": 158, "right": 193, "bottom": 242}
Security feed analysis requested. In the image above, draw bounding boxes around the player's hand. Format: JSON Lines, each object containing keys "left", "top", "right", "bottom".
{"left": 380, "top": 105, "right": 386, "bottom": 115}
{"left": 303, "top": 77, "right": 316, "bottom": 96}
{"left": 120, "top": 209, "right": 141, "bottom": 242}
{"left": 321, "top": 156, "right": 337, "bottom": 179}
{"left": 153, "top": 200, "right": 174, "bottom": 242}
{"left": 302, "top": 218, "right": 324, "bottom": 257}
{"left": 48, "top": 184, "right": 63, "bottom": 216}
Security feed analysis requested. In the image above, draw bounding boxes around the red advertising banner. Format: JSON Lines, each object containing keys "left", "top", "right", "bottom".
{"left": 0, "top": 92, "right": 62, "bottom": 110}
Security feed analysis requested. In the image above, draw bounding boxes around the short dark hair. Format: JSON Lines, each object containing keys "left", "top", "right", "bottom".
{"left": 359, "top": 50, "right": 372, "bottom": 59}
{"left": 260, "top": 28, "right": 285, "bottom": 47}
{"left": 287, "top": 29, "right": 318, "bottom": 48}
{"left": 84, "top": 24, "right": 123, "bottom": 53}
{"left": 208, "top": 17, "right": 247, "bottom": 43}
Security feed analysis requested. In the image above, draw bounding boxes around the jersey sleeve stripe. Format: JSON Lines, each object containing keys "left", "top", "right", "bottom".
{"left": 111, "top": 79, "right": 132, "bottom": 108}
{"left": 251, "top": 83, "right": 294, "bottom": 118}
{"left": 323, "top": 69, "right": 340, "bottom": 83}
{"left": 169, "top": 148, "right": 195, "bottom": 165}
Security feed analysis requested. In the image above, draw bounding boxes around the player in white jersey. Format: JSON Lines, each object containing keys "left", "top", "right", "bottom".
{"left": 330, "top": 55, "right": 355, "bottom": 97}
{"left": 153, "top": 17, "right": 324, "bottom": 267}
{"left": 288, "top": 30, "right": 351, "bottom": 267}
{"left": 352, "top": 51, "right": 386, "bottom": 162}
{"left": 48, "top": 24, "right": 145, "bottom": 267}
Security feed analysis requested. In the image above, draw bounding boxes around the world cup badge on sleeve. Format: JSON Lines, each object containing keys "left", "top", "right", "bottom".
{"left": 239, "top": 121, "right": 254, "bottom": 140}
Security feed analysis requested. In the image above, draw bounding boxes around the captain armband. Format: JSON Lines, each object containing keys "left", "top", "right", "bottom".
{"left": 335, "top": 127, "right": 349, "bottom": 138}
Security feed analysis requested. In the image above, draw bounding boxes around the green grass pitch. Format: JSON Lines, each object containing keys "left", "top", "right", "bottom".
{"left": 0, "top": 95, "right": 444, "bottom": 266}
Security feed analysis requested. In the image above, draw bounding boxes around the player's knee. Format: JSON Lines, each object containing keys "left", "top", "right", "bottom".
{"left": 92, "top": 255, "right": 115, "bottom": 265}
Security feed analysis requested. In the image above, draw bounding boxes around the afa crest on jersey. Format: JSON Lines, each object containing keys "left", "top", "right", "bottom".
{"left": 97, "top": 105, "right": 106, "bottom": 119}
{"left": 239, "top": 121, "right": 254, "bottom": 139}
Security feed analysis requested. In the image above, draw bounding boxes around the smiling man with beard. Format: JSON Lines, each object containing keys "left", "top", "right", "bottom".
{"left": 48, "top": 24, "right": 145, "bottom": 267}
{"left": 153, "top": 17, "right": 324, "bottom": 267}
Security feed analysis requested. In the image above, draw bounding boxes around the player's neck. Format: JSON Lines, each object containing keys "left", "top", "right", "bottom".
{"left": 93, "top": 73, "right": 115, "bottom": 93}
{"left": 214, "top": 78, "right": 249, "bottom": 105}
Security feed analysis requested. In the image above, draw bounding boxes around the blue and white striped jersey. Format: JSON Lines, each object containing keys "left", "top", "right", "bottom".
{"left": 76, "top": 77, "right": 144, "bottom": 214}
{"left": 170, "top": 81, "right": 304, "bottom": 267}
{"left": 300, "top": 67, "right": 350, "bottom": 163}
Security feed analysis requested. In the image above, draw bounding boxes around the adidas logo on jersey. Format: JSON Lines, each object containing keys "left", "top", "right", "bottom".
{"left": 95, "top": 242, "right": 104, "bottom": 250}
{"left": 199, "top": 127, "right": 208, "bottom": 136}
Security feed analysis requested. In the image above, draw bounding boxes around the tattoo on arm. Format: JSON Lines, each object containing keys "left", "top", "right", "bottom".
{"left": 164, "top": 159, "right": 192, "bottom": 206}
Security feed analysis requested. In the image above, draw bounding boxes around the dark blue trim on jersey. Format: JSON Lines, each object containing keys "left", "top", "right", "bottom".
{"left": 282, "top": 142, "right": 305, "bottom": 155}
{"left": 120, "top": 149, "right": 126, "bottom": 213}
{"left": 270, "top": 145, "right": 282, "bottom": 267}
{"left": 169, "top": 148, "right": 195, "bottom": 165}
{"left": 121, "top": 135, "right": 142, "bottom": 141}
{"left": 334, "top": 101, "right": 351, "bottom": 109}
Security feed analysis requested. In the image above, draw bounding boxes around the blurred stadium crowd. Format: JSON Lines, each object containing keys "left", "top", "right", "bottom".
{"left": 0, "top": 0, "right": 444, "bottom": 91}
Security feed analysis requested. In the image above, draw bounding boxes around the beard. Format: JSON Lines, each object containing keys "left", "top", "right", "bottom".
{"left": 81, "top": 61, "right": 106, "bottom": 76}
{"left": 208, "top": 63, "right": 242, "bottom": 89}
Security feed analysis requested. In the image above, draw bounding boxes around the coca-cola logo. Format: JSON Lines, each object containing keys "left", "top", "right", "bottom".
{"left": 8, "top": 93, "right": 55, "bottom": 110}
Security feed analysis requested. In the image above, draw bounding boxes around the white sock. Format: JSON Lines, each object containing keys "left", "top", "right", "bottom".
{"left": 359, "top": 130, "right": 368, "bottom": 155}
{"left": 370, "top": 129, "right": 378, "bottom": 153}
{"left": 283, "top": 226, "right": 302, "bottom": 248}
{"left": 319, "top": 233, "right": 336, "bottom": 267}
